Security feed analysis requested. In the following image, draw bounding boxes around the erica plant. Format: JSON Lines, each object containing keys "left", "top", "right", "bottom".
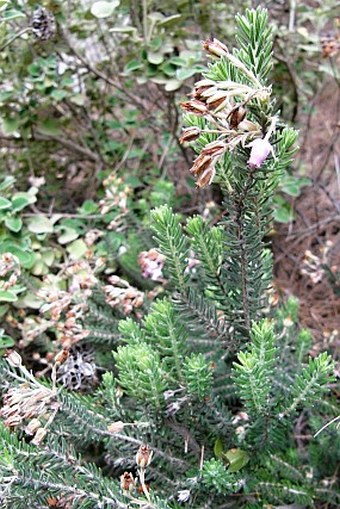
{"left": 0, "top": 7, "right": 338, "bottom": 509}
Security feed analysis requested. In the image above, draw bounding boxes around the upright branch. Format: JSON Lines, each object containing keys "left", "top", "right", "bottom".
{"left": 179, "top": 7, "right": 298, "bottom": 339}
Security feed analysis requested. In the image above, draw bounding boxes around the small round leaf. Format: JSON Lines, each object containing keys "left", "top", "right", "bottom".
{"left": 91, "top": 1, "right": 119, "bottom": 18}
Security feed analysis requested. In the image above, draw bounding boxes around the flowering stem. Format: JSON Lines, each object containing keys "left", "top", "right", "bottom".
{"left": 138, "top": 467, "right": 151, "bottom": 501}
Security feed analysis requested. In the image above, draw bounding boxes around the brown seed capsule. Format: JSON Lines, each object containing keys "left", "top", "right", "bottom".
{"left": 196, "top": 166, "right": 216, "bottom": 188}
{"left": 201, "top": 141, "right": 226, "bottom": 157}
{"left": 179, "top": 126, "right": 201, "bottom": 144}
{"left": 120, "top": 472, "right": 135, "bottom": 492}
{"left": 190, "top": 154, "right": 212, "bottom": 176}
{"left": 136, "top": 444, "right": 153, "bottom": 468}
{"left": 228, "top": 106, "right": 247, "bottom": 129}
{"left": 202, "top": 37, "right": 229, "bottom": 58}
{"left": 180, "top": 100, "right": 208, "bottom": 116}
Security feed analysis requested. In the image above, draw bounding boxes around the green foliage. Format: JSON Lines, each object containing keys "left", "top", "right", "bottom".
{"left": 280, "top": 352, "right": 335, "bottom": 418}
{"left": 150, "top": 205, "right": 189, "bottom": 292}
{"left": 201, "top": 458, "right": 240, "bottom": 495}
{"left": 144, "top": 298, "right": 187, "bottom": 380}
{"left": 186, "top": 216, "right": 225, "bottom": 302}
{"left": 0, "top": 421, "right": 128, "bottom": 509}
{"left": 114, "top": 343, "right": 167, "bottom": 410}
{"left": 183, "top": 353, "right": 213, "bottom": 401}
{"left": 233, "top": 320, "right": 277, "bottom": 415}
{"left": 235, "top": 8, "right": 273, "bottom": 83}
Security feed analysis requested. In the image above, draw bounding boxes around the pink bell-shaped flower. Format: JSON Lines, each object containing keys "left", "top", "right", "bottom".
{"left": 247, "top": 137, "right": 273, "bottom": 169}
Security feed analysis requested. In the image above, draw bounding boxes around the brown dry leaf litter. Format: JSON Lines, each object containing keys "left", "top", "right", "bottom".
{"left": 273, "top": 77, "right": 340, "bottom": 353}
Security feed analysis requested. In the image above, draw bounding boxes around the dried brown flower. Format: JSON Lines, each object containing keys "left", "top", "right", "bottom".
{"left": 0, "top": 381, "right": 58, "bottom": 433}
{"left": 120, "top": 471, "right": 135, "bottom": 492}
{"left": 180, "top": 99, "right": 208, "bottom": 116}
{"left": 202, "top": 37, "right": 229, "bottom": 58}
{"left": 179, "top": 126, "right": 201, "bottom": 144}
{"left": 196, "top": 166, "right": 216, "bottom": 188}
{"left": 201, "top": 141, "right": 226, "bottom": 157}
{"left": 228, "top": 105, "right": 247, "bottom": 129}
{"left": 104, "top": 276, "right": 144, "bottom": 315}
{"left": 206, "top": 91, "right": 229, "bottom": 112}
{"left": 190, "top": 154, "right": 212, "bottom": 176}
{"left": 136, "top": 444, "right": 153, "bottom": 468}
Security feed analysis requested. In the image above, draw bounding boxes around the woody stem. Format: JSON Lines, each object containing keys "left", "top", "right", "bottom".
{"left": 138, "top": 467, "right": 150, "bottom": 501}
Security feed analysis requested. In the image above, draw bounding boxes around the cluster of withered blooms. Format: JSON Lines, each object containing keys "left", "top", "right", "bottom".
{"left": 0, "top": 351, "right": 60, "bottom": 445}
{"left": 24, "top": 259, "right": 102, "bottom": 348}
{"left": 0, "top": 253, "right": 21, "bottom": 291}
{"left": 31, "top": 7, "right": 56, "bottom": 42}
{"left": 37, "top": 287, "right": 89, "bottom": 348}
{"left": 99, "top": 174, "right": 132, "bottom": 230}
{"left": 104, "top": 275, "right": 144, "bottom": 315}
{"left": 180, "top": 37, "right": 276, "bottom": 187}
{"left": 120, "top": 444, "right": 153, "bottom": 503}
{"left": 138, "top": 248, "right": 166, "bottom": 282}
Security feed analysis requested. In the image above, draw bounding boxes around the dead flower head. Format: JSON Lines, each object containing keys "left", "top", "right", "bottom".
{"left": 104, "top": 276, "right": 144, "bottom": 315}
{"left": 120, "top": 472, "right": 135, "bottom": 492}
{"left": 179, "top": 126, "right": 201, "bottom": 144}
{"left": 138, "top": 248, "right": 165, "bottom": 282}
{"left": 202, "top": 37, "right": 229, "bottom": 58}
{"left": 180, "top": 37, "right": 277, "bottom": 187}
{"left": 188, "top": 141, "right": 226, "bottom": 188}
{"left": 0, "top": 382, "right": 58, "bottom": 428}
{"left": 136, "top": 444, "right": 153, "bottom": 468}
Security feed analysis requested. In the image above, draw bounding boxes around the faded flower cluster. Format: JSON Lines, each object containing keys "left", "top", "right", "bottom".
{"left": 0, "top": 252, "right": 21, "bottom": 292}
{"left": 0, "top": 351, "right": 59, "bottom": 445}
{"left": 99, "top": 174, "right": 132, "bottom": 230}
{"left": 22, "top": 260, "right": 101, "bottom": 348}
{"left": 180, "top": 37, "right": 276, "bottom": 187}
{"left": 104, "top": 275, "right": 144, "bottom": 315}
{"left": 138, "top": 248, "right": 166, "bottom": 282}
